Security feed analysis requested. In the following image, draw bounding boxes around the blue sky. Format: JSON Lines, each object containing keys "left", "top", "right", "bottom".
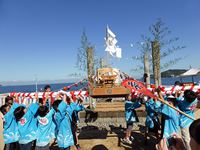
{"left": 0, "top": 0, "right": 200, "bottom": 83}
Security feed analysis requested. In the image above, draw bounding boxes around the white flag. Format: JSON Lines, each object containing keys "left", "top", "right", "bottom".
{"left": 116, "top": 47, "right": 122, "bottom": 58}
{"left": 105, "top": 26, "right": 122, "bottom": 58}
{"left": 107, "top": 27, "right": 116, "bottom": 38}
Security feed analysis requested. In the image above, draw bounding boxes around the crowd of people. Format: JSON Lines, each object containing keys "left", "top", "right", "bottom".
{"left": 0, "top": 85, "right": 85, "bottom": 150}
{"left": 121, "top": 88, "right": 199, "bottom": 150}
{"left": 0, "top": 83, "right": 200, "bottom": 150}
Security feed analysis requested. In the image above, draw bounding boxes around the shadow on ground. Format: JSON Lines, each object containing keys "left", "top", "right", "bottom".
{"left": 91, "top": 144, "right": 109, "bottom": 150}
{"left": 48, "top": 124, "right": 157, "bottom": 150}
{"left": 109, "top": 124, "right": 157, "bottom": 150}
{"left": 79, "top": 125, "right": 108, "bottom": 139}
{"left": 84, "top": 108, "right": 98, "bottom": 123}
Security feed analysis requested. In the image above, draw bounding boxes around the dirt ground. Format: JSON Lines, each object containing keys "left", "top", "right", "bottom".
{"left": 76, "top": 130, "right": 157, "bottom": 150}
{"left": 50, "top": 126, "right": 157, "bottom": 150}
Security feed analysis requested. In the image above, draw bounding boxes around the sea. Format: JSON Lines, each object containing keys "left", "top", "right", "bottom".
{"left": 0, "top": 83, "right": 87, "bottom": 94}
{"left": 0, "top": 76, "right": 200, "bottom": 94}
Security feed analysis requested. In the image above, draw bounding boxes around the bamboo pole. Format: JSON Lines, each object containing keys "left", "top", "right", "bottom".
{"left": 157, "top": 97, "right": 195, "bottom": 120}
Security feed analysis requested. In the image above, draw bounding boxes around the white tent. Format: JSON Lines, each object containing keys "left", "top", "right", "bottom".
{"left": 180, "top": 68, "right": 200, "bottom": 77}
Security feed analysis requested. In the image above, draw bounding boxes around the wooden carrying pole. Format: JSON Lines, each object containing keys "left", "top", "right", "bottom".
{"left": 124, "top": 78, "right": 195, "bottom": 120}
{"left": 157, "top": 97, "right": 195, "bottom": 120}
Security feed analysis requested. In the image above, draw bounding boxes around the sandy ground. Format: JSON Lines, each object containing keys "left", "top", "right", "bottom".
{"left": 76, "top": 130, "right": 157, "bottom": 150}
{"left": 50, "top": 127, "right": 157, "bottom": 150}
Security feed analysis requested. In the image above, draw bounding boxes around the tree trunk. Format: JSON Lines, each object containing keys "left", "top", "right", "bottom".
{"left": 87, "top": 47, "right": 94, "bottom": 108}
{"left": 151, "top": 41, "right": 161, "bottom": 87}
{"left": 86, "top": 47, "right": 94, "bottom": 79}
{"left": 144, "top": 51, "right": 150, "bottom": 88}
{"left": 100, "top": 58, "right": 104, "bottom": 68}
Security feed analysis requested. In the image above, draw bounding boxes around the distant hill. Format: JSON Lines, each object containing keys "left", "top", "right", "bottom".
{"left": 161, "top": 69, "right": 187, "bottom": 77}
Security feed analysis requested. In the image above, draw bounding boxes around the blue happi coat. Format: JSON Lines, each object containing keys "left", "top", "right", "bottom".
{"left": 56, "top": 101, "right": 83, "bottom": 148}
{"left": 36, "top": 109, "right": 56, "bottom": 146}
{"left": 17, "top": 103, "right": 39, "bottom": 144}
{"left": 125, "top": 100, "right": 141, "bottom": 123}
{"left": 3, "top": 103, "right": 20, "bottom": 144}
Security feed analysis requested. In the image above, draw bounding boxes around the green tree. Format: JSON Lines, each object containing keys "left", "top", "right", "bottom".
{"left": 149, "top": 18, "right": 185, "bottom": 70}
{"left": 132, "top": 18, "right": 185, "bottom": 84}
{"left": 76, "top": 30, "right": 99, "bottom": 75}
{"left": 132, "top": 35, "right": 151, "bottom": 86}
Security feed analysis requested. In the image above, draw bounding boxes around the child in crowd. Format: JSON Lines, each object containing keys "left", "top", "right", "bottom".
{"left": 51, "top": 93, "right": 84, "bottom": 150}
{"left": 55, "top": 94, "right": 74, "bottom": 150}
{"left": 0, "top": 96, "right": 21, "bottom": 150}
{"left": 0, "top": 104, "right": 19, "bottom": 150}
{"left": 35, "top": 105, "right": 56, "bottom": 150}
{"left": 5, "top": 95, "right": 22, "bottom": 110}
{"left": 52, "top": 99, "right": 62, "bottom": 138}
{"left": 154, "top": 89, "right": 180, "bottom": 150}
{"left": 144, "top": 96, "right": 161, "bottom": 143}
{"left": 0, "top": 92, "right": 86, "bottom": 150}
{"left": 14, "top": 97, "right": 39, "bottom": 150}
{"left": 157, "top": 95, "right": 180, "bottom": 139}
{"left": 121, "top": 93, "right": 141, "bottom": 144}
{"left": 175, "top": 89, "right": 197, "bottom": 150}
{"left": 71, "top": 96, "right": 85, "bottom": 150}
{"left": 42, "top": 85, "right": 51, "bottom": 109}
{"left": 156, "top": 119, "right": 200, "bottom": 150}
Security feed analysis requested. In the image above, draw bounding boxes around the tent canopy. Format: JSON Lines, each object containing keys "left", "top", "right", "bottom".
{"left": 180, "top": 68, "right": 200, "bottom": 77}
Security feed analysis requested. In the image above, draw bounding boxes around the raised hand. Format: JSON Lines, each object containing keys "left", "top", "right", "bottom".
{"left": 35, "top": 93, "right": 39, "bottom": 100}
{"left": 156, "top": 138, "right": 168, "bottom": 150}
{"left": 63, "top": 94, "right": 67, "bottom": 102}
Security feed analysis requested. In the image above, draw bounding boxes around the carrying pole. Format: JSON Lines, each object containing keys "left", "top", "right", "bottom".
{"left": 157, "top": 97, "right": 195, "bottom": 120}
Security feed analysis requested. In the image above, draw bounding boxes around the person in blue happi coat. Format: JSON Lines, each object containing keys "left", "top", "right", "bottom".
{"left": 55, "top": 94, "right": 81, "bottom": 150}
{"left": 35, "top": 105, "right": 56, "bottom": 150}
{"left": 71, "top": 96, "right": 85, "bottom": 150}
{"left": 144, "top": 96, "right": 161, "bottom": 143}
{"left": 0, "top": 96, "right": 21, "bottom": 150}
{"left": 175, "top": 89, "right": 197, "bottom": 150}
{"left": 14, "top": 96, "right": 39, "bottom": 150}
{"left": 121, "top": 93, "right": 141, "bottom": 145}
{"left": 157, "top": 96, "right": 180, "bottom": 138}
{"left": 156, "top": 90, "right": 180, "bottom": 149}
